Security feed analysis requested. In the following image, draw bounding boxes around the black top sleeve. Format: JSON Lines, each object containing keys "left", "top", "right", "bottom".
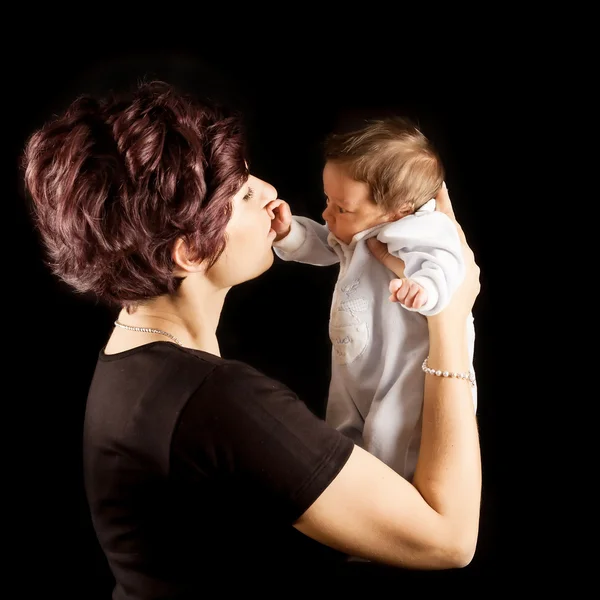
{"left": 172, "top": 361, "right": 354, "bottom": 524}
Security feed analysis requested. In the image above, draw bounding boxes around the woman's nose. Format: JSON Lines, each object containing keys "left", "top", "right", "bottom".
{"left": 262, "top": 180, "right": 278, "bottom": 203}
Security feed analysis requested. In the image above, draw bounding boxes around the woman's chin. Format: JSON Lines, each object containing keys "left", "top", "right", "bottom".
{"left": 255, "top": 249, "right": 275, "bottom": 278}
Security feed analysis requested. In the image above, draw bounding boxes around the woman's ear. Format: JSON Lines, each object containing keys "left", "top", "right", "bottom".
{"left": 172, "top": 238, "right": 206, "bottom": 276}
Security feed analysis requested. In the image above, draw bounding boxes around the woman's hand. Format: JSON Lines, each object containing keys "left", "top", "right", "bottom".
{"left": 366, "top": 239, "right": 405, "bottom": 279}
{"left": 366, "top": 238, "right": 409, "bottom": 303}
{"left": 366, "top": 182, "right": 480, "bottom": 315}
{"left": 429, "top": 182, "right": 480, "bottom": 323}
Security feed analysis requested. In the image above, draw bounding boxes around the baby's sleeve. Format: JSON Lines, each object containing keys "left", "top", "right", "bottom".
{"left": 376, "top": 211, "right": 465, "bottom": 316}
{"left": 273, "top": 216, "right": 340, "bottom": 267}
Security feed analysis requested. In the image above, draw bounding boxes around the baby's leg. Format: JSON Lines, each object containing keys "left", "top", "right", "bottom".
{"left": 325, "top": 385, "right": 365, "bottom": 446}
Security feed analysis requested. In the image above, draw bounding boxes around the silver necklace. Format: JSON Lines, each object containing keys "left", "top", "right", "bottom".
{"left": 114, "top": 320, "right": 183, "bottom": 346}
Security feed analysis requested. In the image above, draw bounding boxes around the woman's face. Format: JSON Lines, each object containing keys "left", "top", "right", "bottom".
{"left": 207, "top": 174, "right": 279, "bottom": 288}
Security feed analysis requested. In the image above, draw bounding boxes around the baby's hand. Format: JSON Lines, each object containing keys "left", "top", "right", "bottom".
{"left": 266, "top": 199, "right": 292, "bottom": 242}
{"left": 389, "top": 278, "right": 428, "bottom": 310}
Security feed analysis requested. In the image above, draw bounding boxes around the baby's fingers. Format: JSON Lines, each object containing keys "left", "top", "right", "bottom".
{"left": 266, "top": 199, "right": 288, "bottom": 220}
{"left": 389, "top": 279, "right": 403, "bottom": 295}
{"left": 402, "top": 281, "right": 422, "bottom": 305}
{"left": 407, "top": 288, "right": 427, "bottom": 309}
{"left": 390, "top": 279, "right": 426, "bottom": 308}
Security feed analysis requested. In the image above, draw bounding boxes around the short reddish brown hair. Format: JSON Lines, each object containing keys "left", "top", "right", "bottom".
{"left": 22, "top": 80, "right": 248, "bottom": 309}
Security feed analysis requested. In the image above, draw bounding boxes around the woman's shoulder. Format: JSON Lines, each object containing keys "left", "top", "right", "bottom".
{"left": 87, "top": 342, "right": 286, "bottom": 448}
{"left": 105, "top": 342, "right": 285, "bottom": 400}
{"left": 193, "top": 352, "right": 291, "bottom": 403}
{"left": 93, "top": 341, "right": 277, "bottom": 412}
{"left": 99, "top": 341, "right": 261, "bottom": 376}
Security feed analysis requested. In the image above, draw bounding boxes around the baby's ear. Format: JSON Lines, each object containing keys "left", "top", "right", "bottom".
{"left": 389, "top": 202, "right": 413, "bottom": 221}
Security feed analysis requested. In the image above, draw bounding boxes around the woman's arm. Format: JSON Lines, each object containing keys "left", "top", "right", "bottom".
{"left": 294, "top": 184, "right": 482, "bottom": 569}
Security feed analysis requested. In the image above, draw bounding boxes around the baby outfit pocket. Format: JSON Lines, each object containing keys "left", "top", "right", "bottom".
{"left": 329, "top": 320, "right": 369, "bottom": 366}
{"left": 329, "top": 309, "right": 369, "bottom": 365}
{"left": 329, "top": 279, "right": 370, "bottom": 366}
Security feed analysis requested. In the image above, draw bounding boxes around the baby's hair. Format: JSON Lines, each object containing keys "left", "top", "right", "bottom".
{"left": 324, "top": 116, "right": 444, "bottom": 214}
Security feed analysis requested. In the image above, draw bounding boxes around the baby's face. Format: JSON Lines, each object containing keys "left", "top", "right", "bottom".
{"left": 322, "top": 161, "right": 395, "bottom": 244}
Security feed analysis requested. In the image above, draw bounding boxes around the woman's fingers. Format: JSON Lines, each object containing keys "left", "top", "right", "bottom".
{"left": 366, "top": 238, "right": 406, "bottom": 278}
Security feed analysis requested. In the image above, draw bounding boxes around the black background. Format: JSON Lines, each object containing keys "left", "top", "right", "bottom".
{"left": 10, "top": 20, "right": 518, "bottom": 596}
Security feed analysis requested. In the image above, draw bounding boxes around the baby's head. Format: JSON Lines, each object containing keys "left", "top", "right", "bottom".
{"left": 321, "top": 116, "right": 444, "bottom": 244}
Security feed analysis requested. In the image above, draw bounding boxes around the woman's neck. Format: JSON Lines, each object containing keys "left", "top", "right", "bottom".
{"left": 114, "top": 284, "right": 228, "bottom": 356}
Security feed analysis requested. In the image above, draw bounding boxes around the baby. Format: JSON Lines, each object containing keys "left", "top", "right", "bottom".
{"left": 270, "top": 116, "right": 477, "bottom": 480}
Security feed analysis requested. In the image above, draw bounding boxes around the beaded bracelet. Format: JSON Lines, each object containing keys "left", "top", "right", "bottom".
{"left": 421, "top": 357, "right": 476, "bottom": 387}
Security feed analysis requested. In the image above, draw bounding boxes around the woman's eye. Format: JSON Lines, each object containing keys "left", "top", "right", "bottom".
{"left": 243, "top": 187, "right": 254, "bottom": 201}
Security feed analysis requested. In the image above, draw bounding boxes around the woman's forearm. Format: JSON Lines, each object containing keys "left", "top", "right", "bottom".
{"left": 412, "top": 322, "right": 481, "bottom": 558}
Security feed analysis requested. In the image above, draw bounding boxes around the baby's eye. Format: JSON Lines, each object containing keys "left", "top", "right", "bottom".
{"left": 338, "top": 206, "right": 346, "bottom": 214}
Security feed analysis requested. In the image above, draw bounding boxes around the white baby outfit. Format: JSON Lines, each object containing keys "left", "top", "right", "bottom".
{"left": 273, "top": 199, "right": 477, "bottom": 479}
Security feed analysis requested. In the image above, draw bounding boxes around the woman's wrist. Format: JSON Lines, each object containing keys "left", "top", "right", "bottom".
{"left": 422, "top": 356, "right": 476, "bottom": 387}
{"left": 426, "top": 320, "right": 471, "bottom": 375}
{"left": 427, "top": 315, "right": 469, "bottom": 343}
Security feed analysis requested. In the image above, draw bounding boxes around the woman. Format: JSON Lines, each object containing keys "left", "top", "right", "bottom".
{"left": 22, "top": 80, "right": 481, "bottom": 596}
